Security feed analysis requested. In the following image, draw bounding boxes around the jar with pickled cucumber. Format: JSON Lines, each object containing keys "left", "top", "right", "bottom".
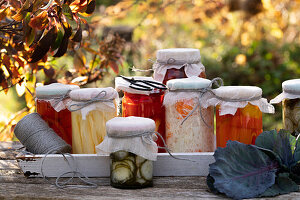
{"left": 202, "top": 86, "right": 275, "bottom": 148}
{"left": 96, "top": 117, "right": 158, "bottom": 189}
{"left": 68, "top": 87, "right": 118, "bottom": 154}
{"left": 110, "top": 151, "right": 153, "bottom": 188}
{"left": 271, "top": 79, "right": 300, "bottom": 135}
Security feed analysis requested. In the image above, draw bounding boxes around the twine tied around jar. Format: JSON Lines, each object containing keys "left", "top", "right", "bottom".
{"left": 68, "top": 90, "right": 115, "bottom": 112}
{"left": 50, "top": 89, "right": 72, "bottom": 108}
{"left": 108, "top": 130, "right": 197, "bottom": 163}
{"left": 176, "top": 78, "right": 263, "bottom": 127}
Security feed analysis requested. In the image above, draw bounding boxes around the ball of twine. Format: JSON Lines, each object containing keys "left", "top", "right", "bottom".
{"left": 14, "top": 113, "right": 71, "bottom": 154}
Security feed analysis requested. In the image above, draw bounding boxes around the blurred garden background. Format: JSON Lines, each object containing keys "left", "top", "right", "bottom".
{"left": 1, "top": 0, "right": 300, "bottom": 141}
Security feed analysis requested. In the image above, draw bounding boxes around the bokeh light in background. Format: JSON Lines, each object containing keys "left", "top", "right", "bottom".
{"left": 1, "top": 0, "right": 300, "bottom": 140}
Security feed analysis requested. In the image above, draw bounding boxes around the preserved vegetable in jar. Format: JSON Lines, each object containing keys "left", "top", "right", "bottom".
{"left": 152, "top": 48, "right": 206, "bottom": 84}
{"left": 164, "top": 77, "right": 214, "bottom": 152}
{"left": 115, "top": 76, "right": 167, "bottom": 152}
{"left": 97, "top": 117, "right": 157, "bottom": 189}
{"left": 271, "top": 79, "right": 300, "bottom": 135}
{"left": 202, "top": 86, "right": 274, "bottom": 148}
{"left": 36, "top": 83, "right": 79, "bottom": 146}
{"left": 68, "top": 88, "right": 118, "bottom": 154}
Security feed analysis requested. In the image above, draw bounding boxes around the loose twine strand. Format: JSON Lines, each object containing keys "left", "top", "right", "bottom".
{"left": 68, "top": 90, "right": 114, "bottom": 112}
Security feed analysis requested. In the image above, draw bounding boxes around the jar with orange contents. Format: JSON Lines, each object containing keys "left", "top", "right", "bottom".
{"left": 36, "top": 83, "right": 79, "bottom": 146}
{"left": 163, "top": 77, "right": 214, "bottom": 152}
{"left": 152, "top": 48, "right": 206, "bottom": 84}
{"left": 202, "top": 86, "right": 275, "bottom": 148}
{"left": 115, "top": 76, "right": 167, "bottom": 152}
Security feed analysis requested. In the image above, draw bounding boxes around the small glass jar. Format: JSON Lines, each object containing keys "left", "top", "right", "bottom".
{"left": 96, "top": 117, "right": 157, "bottom": 189}
{"left": 68, "top": 88, "right": 118, "bottom": 154}
{"left": 36, "top": 83, "right": 79, "bottom": 146}
{"left": 205, "top": 86, "right": 274, "bottom": 148}
{"left": 153, "top": 48, "right": 206, "bottom": 84}
{"left": 116, "top": 76, "right": 166, "bottom": 152}
{"left": 164, "top": 77, "right": 214, "bottom": 152}
{"left": 270, "top": 79, "right": 300, "bottom": 135}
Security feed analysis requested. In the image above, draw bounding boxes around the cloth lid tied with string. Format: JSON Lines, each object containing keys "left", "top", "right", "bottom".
{"left": 201, "top": 86, "right": 275, "bottom": 116}
{"left": 153, "top": 48, "right": 205, "bottom": 82}
{"left": 36, "top": 83, "right": 80, "bottom": 112}
{"left": 68, "top": 87, "right": 118, "bottom": 120}
{"left": 163, "top": 76, "right": 213, "bottom": 106}
{"left": 270, "top": 79, "right": 300, "bottom": 104}
{"left": 96, "top": 117, "right": 158, "bottom": 161}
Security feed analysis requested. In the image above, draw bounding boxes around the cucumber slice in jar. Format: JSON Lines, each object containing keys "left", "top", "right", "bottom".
{"left": 113, "top": 151, "right": 129, "bottom": 161}
{"left": 111, "top": 167, "right": 133, "bottom": 184}
{"left": 140, "top": 160, "right": 153, "bottom": 181}
{"left": 112, "top": 161, "right": 130, "bottom": 170}
{"left": 123, "top": 159, "right": 136, "bottom": 172}
{"left": 136, "top": 155, "right": 146, "bottom": 166}
{"left": 136, "top": 168, "right": 146, "bottom": 184}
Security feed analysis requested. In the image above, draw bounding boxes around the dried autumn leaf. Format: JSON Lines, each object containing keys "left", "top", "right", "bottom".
{"left": 12, "top": 0, "right": 31, "bottom": 21}
{"left": 29, "top": 27, "right": 57, "bottom": 63}
{"left": 72, "top": 22, "right": 82, "bottom": 42}
{"left": 85, "top": 0, "right": 95, "bottom": 14}
{"left": 69, "top": 0, "right": 88, "bottom": 13}
{"left": 51, "top": 29, "right": 64, "bottom": 51}
{"left": 62, "top": 4, "right": 73, "bottom": 20}
{"left": 109, "top": 61, "right": 119, "bottom": 74}
{"left": 13, "top": 56, "right": 25, "bottom": 68}
{"left": 53, "top": 24, "right": 72, "bottom": 57}
{"left": 43, "top": 66, "right": 55, "bottom": 78}
{"left": 29, "top": 10, "right": 49, "bottom": 30}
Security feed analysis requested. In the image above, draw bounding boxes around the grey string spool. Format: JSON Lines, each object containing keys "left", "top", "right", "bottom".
{"left": 14, "top": 113, "right": 71, "bottom": 154}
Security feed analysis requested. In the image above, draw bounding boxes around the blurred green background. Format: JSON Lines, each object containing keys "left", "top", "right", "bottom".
{"left": 2, "top": 0, "right": 300, "bottom": 140}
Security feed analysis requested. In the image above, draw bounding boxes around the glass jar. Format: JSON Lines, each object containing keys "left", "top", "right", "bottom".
{"left": 96, "top": 117, "right": 157, "bottom": 189}
{"left": 68, "top": 88, "right": 118, "bottom": 154}
{"left": 116, "top": 76, "right": 166, "bottom": 152}
{"left": 110, "top": 150, "right": 153, "bottom": 189}
{"left": 164, "top": 77, "right": 214, "bottom": 152}
{"left": 205, "top": 86, "right": 274, "bottom": 148}
{"left": 270, "top": 79, "right": 300, "bottom": 135}
{"left": 36, "top": 83, "right": 79, "bottom": 146}
{"left": 153, "top": 48, "right": 206, "bottom": 84}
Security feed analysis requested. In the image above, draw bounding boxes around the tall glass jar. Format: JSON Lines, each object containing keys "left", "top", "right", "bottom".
{"left": 270, "top": 79, "right": 300, "bottom": 135}
{"left": 163, "top": 77, "right": 214, "bottom": 152}
{"left": 202, "top": 86, "right": 274, "bottom": 148}
{"left": 153, "top": 48, "right": 206, "bottom": 84}
{"left": 68, "top": 87, "right": 118, "bottom": 154}
{"left": 96, "top": 117, "right": 158, "bottom": 189}
{"left": 116, "top": 76, "right": 166, "bottom": 152}
{"left": 36, "top": 83, "right": 79, "bottom": 146}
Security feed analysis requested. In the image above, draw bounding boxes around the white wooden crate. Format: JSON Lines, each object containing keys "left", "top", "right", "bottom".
{"left": 16, "top": 153, "right": 214, "bottom": 177}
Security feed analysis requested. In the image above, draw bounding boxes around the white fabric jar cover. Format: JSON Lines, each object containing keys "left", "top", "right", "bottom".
{"left": 96, "top": 117, "right": 158, "bottom": 161}
{"left": 67, "top": 87, "right": 119, "bottom": 120}
{"left": 270, "top": 79, "right": 300, "bottom": 104}
{"left": 163, "top": 76, "right": 212, "bottom": 105}
{"left": 153, "top": 48, "right": 205, "bottom": 82}
{"left": 201, "top": 86, "right": 275, "bottom": 116}
{"left": 115, "top": 76, "right": 161, "bottom": 95}
{"left": 36, "top": 83, "right": 79, "bottom": 112}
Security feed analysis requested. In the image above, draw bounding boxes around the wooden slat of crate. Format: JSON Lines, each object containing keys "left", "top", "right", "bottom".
{"left": 16, "top": 152, "right": 214, "bottom": 177}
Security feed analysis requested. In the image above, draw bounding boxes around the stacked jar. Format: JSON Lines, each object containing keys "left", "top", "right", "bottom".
{"left": 163, "top": 76, "right": 215, "bottom": 152}
{"left": 270, "top": 79, "right": 300, "bottom": 135}
{"left": 97, "top": 117, "right": 157, "bottom": 189}
{"left": 68, "top": 87, "right": 118, "bottom": 154}
{"left": 115, "top": 76, "right": 166, "bottom": 152}
{"left": 202, "top": 86, "right": 274, "bottom": 147}
{"left": 152, "top": 48, "right": 206, "bottom": 84}
{"left": 36, "top": 83, "right": 79, "bottom": 146}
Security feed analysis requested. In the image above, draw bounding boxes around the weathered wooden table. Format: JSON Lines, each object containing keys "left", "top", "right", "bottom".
{"left": 1, "top": 142, "right": 299, "bottom": 200}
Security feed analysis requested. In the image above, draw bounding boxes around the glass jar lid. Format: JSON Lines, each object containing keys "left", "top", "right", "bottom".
{"left": 282, "top": 79, "right": 300, "bottom": 94}
{"left": 156, "top": 48, "right": 201, "bottom": 63}
{"left": 213, "top": 86, "right": 262, "bottom": 101}
{"left": 36, "top": 83, "right": 79, "bottom": 99}
{"left": 69, "top": 87, "right": 118, "bottom": 101}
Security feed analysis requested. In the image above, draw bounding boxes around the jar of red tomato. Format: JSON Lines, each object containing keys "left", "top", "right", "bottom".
{"left": 36, "top": 83, "right": 79, "bottom": 146}
{"left": 153, "top": 48, "right": 206, "bottom": 84}
{"left": 115, "top": 76, "right": 167, "bottom": 152}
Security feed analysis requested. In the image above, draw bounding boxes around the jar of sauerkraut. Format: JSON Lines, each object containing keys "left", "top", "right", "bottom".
{"left": 68, "top": 87, "right": 118, "bottom": 154}
{"left": 115, "top": 76, "right": 166, "bottom": 152}
{"left": 163, "top": 77, "right": 214, "bottom": 152}
{"left": 153, "top": 48, "right": 206, "bottom": 84}
{"left": 202, "top": 86, "right": 274, "bottom": 148}
{"left": 96, "top": 117, "right": 158, "bottom": 189}
{"left": 270, "top": 79, "right": 300, "bottom": 135}
{"left": 36, "top": 83, "right": 79, "bottom": 146}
